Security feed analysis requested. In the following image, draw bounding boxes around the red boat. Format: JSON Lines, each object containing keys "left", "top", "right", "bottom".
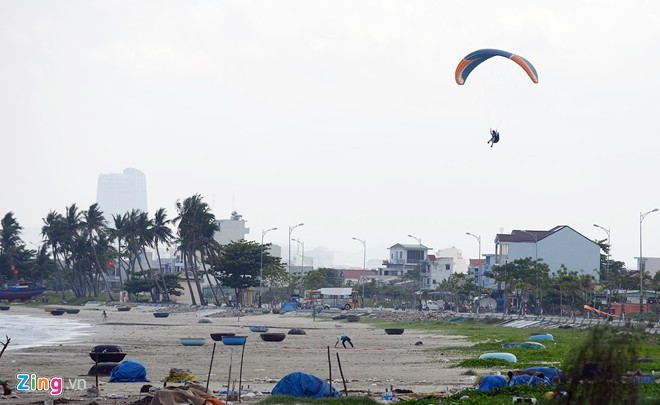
{"left": 0, "top": 281, "right": 47, "bottom": 301}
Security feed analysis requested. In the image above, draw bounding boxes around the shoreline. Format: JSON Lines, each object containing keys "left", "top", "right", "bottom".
{"left": 0, "top": 304, "right": 474, "bottom": 404}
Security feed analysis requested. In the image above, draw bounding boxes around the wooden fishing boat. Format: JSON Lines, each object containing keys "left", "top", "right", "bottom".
{"left": 0, "top": 281, "right": 46, "bottom": 301}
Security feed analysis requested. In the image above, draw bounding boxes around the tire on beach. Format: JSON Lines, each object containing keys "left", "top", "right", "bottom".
{"left": 87, "top": 363, "right": 119, "bottom": 376}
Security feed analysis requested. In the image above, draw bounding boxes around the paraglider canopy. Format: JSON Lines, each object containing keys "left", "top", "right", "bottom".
{"left": 455, "top": 48, "right": 538, "bottom": 85}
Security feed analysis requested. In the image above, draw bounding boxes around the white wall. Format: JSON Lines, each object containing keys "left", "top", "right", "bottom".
{"left": 506, "top": 227, "right": 600, "bottom": 278}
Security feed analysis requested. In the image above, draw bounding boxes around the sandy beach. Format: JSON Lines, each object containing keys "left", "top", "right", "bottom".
{"left": 0, "top": 304, "right": 475, "bottom": 404}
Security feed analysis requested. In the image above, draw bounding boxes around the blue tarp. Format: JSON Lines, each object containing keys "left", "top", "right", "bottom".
{"left": 272, "top": 372, "right": 341, "bottom": 398}
{"left": 524, "top": 366, "right": 564, "bottom": 382}
{"left": 109, "top": 360, "right": 150, "bottom": 383}
{"left": 477, "top": 375, "right": 508, "bottom": 391}
{"left": 509, "top": 374, "right": 552, "bottom": 387}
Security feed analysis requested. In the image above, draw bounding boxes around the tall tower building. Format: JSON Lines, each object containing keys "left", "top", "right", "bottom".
{"left": 96, "top": 168, "right": 148, "bottom": 220}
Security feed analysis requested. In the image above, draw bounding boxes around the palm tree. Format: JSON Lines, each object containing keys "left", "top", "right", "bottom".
{"left": 42, "top": 210, "right": 70, "bottom": 298}
{"left": 151, "top": 208, "right": 174, "bottom": 301}
{"left": 174, "top": 194, "right": 218, "bottom": 306}
{"left": 1, "top": 212, "right": 23, "bottom": 279}
{"left": 82, "top": 204, "right": 115, "bottom": 301}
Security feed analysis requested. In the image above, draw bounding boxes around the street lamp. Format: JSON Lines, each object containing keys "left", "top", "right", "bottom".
{"left": 352, "top": 237, "right": 367, "bottom": 307}
{"left": 260, "top": 227, "right": 277, "bottom": 307}
{"left": 288, "top": 223, "right": 304, "bottom": 280}
{"left": 292, "top": 238, "right": 305, "bottom": 275}
{"left": 639, "top": 208, "right": 658, "bottom": 319}
{"left": 593, "top": 224, "right": 611, "bottom": 308}
{"left": 466, "top": 232, "right": 482, "bottom": 313}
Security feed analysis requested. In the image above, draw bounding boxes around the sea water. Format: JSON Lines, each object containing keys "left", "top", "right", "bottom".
{"left": 0, "top": 314, "right": 91, "bottom": 350}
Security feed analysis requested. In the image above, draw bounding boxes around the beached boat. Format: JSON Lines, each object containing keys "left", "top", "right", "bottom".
{"left": 0, "top": 305, "right": 10, "bottom": 311}
{"left": 260, "top": 333, "right": 286, "bottom": 342}
{"left": 210, "top": 333, "right": 236, "bottom": 341}
{"left": 479, "top": 352, "right": 517, "bottom": 363}
{"left": 50, "top": 309, "right": 66, "bottom": 316}
{"left": 221, "top": 335, "right": 248, "bottom": 346}
{"left": 180, "top": 337, "right": 206, "bottom": 346}
{"left": 384, "top": 328, "right": 405, "bottom": 335}
{"left": 89, "top": 351, "right": 127, "bottom": 363}
{"left": 249, "top": 325, "right": 269, "bottom": 333}
{"left": 153, "top": 312, "right": 170, "bottom": 318}
{"left": 0, "top": 281, "right": 47, "bottom": 301}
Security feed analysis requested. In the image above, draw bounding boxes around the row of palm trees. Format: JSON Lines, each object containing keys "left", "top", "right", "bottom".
{"left": 29, "top": 194, "right": 228, "bottom": 304}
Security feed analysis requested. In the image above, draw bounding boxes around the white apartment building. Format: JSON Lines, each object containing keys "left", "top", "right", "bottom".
{"left": 96, "top": 168, "right": 148, "bottom": 220}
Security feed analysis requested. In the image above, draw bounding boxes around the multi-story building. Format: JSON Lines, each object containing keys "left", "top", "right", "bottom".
{"left": 96, "top": 168, "right": 148, "bottom": 220}
{"left": 495, "top": 225, "right": 600, "bottom": 278}
{"left": 380, "top": 243, "right": 431, "bottom": 277}
{"left": 213, "top": 211, "right": 250, "bottom": 245}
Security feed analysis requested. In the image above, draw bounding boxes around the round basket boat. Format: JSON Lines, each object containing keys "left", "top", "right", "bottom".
{"left": 479, "top": 352, "right": 517, "bottom": 363}
{"left": 87, "top": 363, "right": 119, "bottom": 376}
{"left": 180, "top": 337, "right": 206, "bottom": 346}
{"left": 50, "top": 309, "right": 66, "bottom": 316}
{"left": 249, "top": 325, "right": 269, "bottom": 333}
{"left": 260, "top": 333, "right": 286, "bottom": 342}
{"left": 221, "top": 335, "right": 248, "bottom": 346}
{"left": 91, "top": 344, "right": 123, "bottom": 353}
{"left": 117, "top": 306, "right": 131, "bottom": 312}
{"left": 528, "top": 333, "right": 554, "bottom": 342}
{"left": 89, "top": 351, "right": 126, "bottom": 363}
{"left": 0, "top": 306, "right": 10, "bottom": 311}
{"left": 346, "top": 315, "right": 360, "bottom": 322}
{"left": 210, "top": 332, "right": 236, "bottom": 342}
{"left": 65, "top": 308, "right": 80, "bottom": 314}
{"left": 287, "top": 328, "right": 306, "bottom": 335}
{"left": 153, "top": 312, "right": 170, "bottom": 318}
{"left": 384, "top": 328, "right": 405, "bottom": 335}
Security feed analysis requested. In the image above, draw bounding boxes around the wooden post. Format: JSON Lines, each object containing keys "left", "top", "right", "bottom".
{"left": 336, "top": 352, "right": 348, "bottom": 396}
{"left": 327, "top": 346, "right": 332, "bottom": 397}
{"left": 226, "top": 349, "right": 233, "bottom": 403}
{"left": 206, "top": 342, "right": 217, "bottom": 393}
{"left": 238, "top": 342, "right": 246, "bottom": 402}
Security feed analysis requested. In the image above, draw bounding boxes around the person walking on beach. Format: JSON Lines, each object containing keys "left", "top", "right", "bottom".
{"left": 335, "top": 335, "right": 354, "bottom": 349}
{"left": 102, "top": 310, "right": 107, "bottom": 321}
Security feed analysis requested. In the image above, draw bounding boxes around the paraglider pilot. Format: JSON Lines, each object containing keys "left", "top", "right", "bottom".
{"left": 488, "top": 129, "right": 500, "bottom": 147}
{"left": 335, "top": 335, "right": 354, "bottom": 349}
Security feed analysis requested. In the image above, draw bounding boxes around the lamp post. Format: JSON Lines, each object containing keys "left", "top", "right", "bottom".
{"left": 408, "top": 234, "right": 423, "bottom": 309}
{"left": 292, "top": 238, "right": 305, "bottom": 275}
{"left": 352, "top": 237, "right": 367, "bottom": 307}
{"left": 259, "top": 227, "right": 277, "bottom": 308}
{"left": 466, "top": 232, "right": 482, "bottom": 313}
{"left": 593, "top": 224, "right": 611, "bottom": 308}
{"left": 639, "top": 208, "right": 658, "bottom": 320}
{"left": 288, "top": 223, "right": 304, "bottom": 282}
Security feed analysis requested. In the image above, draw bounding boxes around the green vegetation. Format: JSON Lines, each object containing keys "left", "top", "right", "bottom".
{"left": 357, "top": 318, "right": 660, "bottom": 404}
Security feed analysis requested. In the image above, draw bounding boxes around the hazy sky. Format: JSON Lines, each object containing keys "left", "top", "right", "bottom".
{"left": 2, "top": 1, "right": 660, "bottom": 269}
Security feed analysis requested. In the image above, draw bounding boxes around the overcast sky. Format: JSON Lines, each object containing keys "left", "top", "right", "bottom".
{"left": 2, "top": 1, "right": 660, "bottom": 269}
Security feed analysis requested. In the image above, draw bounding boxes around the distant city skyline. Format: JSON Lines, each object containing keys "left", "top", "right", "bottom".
{"left": 3, "top": 2, "right": 660, "bottom": 271}
{"left": 96, "top": 168, "right": 148, "bottom": 222}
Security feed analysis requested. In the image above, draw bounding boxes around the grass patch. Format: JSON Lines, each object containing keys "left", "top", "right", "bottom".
{"left": 257, "top": 395, "right": 380, "bottom": 405}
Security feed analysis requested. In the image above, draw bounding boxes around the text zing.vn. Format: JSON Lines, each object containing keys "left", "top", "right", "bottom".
{"left": 16, "top": 374, "right": 87, "bottom": 396}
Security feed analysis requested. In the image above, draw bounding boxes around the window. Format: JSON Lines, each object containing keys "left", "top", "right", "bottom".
{"left": 445, "top": 264, "right": 450, "bottom": 270}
